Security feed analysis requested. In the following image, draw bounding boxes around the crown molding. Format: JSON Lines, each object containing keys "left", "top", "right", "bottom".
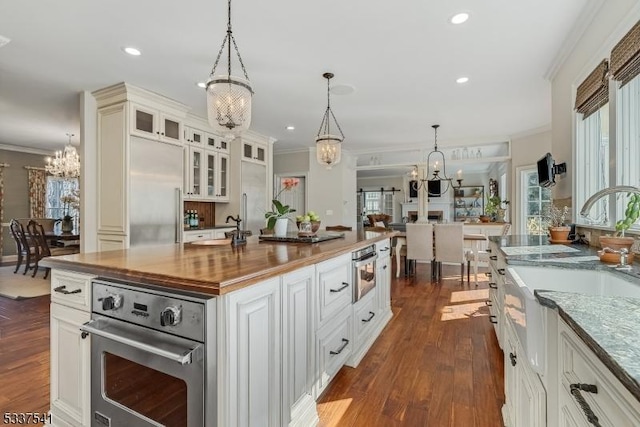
{"left": 0, "top": 143, "right": 51, "bottom": 156}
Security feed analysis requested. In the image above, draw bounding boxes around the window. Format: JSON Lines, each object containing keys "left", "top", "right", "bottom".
{"left": 615, "top": 74, "right": 640, "bottom": 232}
{"left": 46, "top": 177, "right": 79, "bottom": 220}
{"left": 575, "top": 103, "right": 609, "bottom": 224}
{"left": 520, "top": 168, "right": 552, "bottom": 235}
{"left": 360, "top": 191, "right": 394, "bottom": 218}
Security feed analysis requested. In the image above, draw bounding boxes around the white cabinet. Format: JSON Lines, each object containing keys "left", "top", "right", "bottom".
{"left": 488, "top": 240, "right": 505, "bottom": 348}
{"left": 130, "top": 102, "right": 183, "bottom": 145}
{"left": 223, "top": 277, "right": 281, "bottom": 427}
{"left": 49, "top": 270, "right": 96, "bottom": 427}
{"left": 557, "top": 319, "right": 640, "bottom": 427}
{"left": 242, "top": 140, "right": 267, "bottom": 164}
{"left": 184, "top": 146, "right": 229, "bottom": 201}
{"left": 281, "top": 267, "right": 319, "bottom": 427}
{"left": 184, "top": 127, "right": 230, "bottom": 154}
{"left": 183, "top": 229, "right": 214, "bottom": 242}
{"left": 315, "top": 309, "right": 352, "bottom": 397}
{"left": 376, "top": 239, "right": 391, "bottom": 313}
{"left": 316, "top": 254, "right": 352, "bottom": 327}
{"left": 503, "top": 316, "right": 546, "bottom": 427}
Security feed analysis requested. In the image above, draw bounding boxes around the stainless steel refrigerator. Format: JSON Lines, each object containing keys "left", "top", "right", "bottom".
{"left": 129, "top": 136, "right": 183, "bottom": 247}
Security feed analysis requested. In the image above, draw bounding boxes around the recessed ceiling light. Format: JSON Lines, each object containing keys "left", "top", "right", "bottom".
{"left": 122, "top": 46, "right": 142, "bottom": 56}
{"left": 196, "top": 82, "right": 207, "bottom": 88}
{"left": 330, "top": 84, "right": 356, "bottom": 95}
{"left": 450, "top": 12, "right": 470, "bottom": 25}
{"left": 0, "top": 35, "right": 11, "bottom": 49}
{"left": 456, "top": 77, "right": 469, "bottom": 84}
{"left": 286, "top": 126, "right": 295, "bottom": 131}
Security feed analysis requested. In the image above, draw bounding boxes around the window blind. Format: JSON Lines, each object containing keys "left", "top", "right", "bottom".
{"left": 575, "top": 59, "right": 609, "bottom": 119}
{"left": 611, "top": 21, "right": 640, "bottom": 87}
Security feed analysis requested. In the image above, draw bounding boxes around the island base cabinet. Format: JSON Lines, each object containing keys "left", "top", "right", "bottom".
{"left": 558, "top": 320, "right": 640, "bottom": 427}
{"left": 221, "top": 277, "right": 281, "bottom": 427}
{"left": 49, "top": 303, "right": 91, "bottom": 427}
{"left": 314, "top": 310, "right": 352, "bottom": 398}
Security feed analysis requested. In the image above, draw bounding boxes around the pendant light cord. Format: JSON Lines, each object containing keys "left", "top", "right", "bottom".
{"left": 316, "top": 74, "right": 345, "bottom": 139}
{"left": 209, "top": 0, "right": 251, "bottom": 83}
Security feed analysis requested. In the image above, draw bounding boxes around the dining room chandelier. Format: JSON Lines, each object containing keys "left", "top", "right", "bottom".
{"left": 45, "top": 133, "right": 80, "bottom": 179}
{"left": 316, "top": 72, "right": 345, "bottom": 169}
{"left": 206, "top": 0, "right": 253, "bottom": 137}
{"left": 411, "top": 124, "right": 462, "bottom": 196}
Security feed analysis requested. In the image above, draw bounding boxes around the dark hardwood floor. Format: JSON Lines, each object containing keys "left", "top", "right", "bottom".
{"left": 0, "top": 262, "right": 504, "bottom": 426}
{"left": 317, "top": 263, "right": 505, "bottom": 427}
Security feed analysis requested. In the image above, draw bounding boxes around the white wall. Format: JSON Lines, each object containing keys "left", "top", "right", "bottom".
{"left": 273, "top": 151, "right": 309, "bottom": 175}
{"left": 551, "top": 0, "right": 639, "bottom": 199}
{"left": 307, "top": 149, "right": 357, "bottom": 229}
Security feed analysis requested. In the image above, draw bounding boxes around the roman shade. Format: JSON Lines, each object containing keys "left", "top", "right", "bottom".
{"left": 610, "top": 21, "right": 640, "bottom": 87}
{"left": 575, "top": 59, "right": 609, "bottom": 119}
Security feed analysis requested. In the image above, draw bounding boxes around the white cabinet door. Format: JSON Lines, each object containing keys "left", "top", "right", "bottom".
{"left": 50, "top": 302, "right": 91, "bottom": 427}
{"left": 376, "top": 253, "right": 390, "bottom": 312}
{"left": 205, "top": 151, "right": 229, "bottom": 201}
{"left": 281, "top": 267, "right": 318, "bottom": 427}
{"left": 242, "top": 141, "right": 267, "bottom": 164}
{"left": 130, "top": 103, "right": 183, "bottom": 145}
{"left": 225, "top": 277, "right": 281, "bottom": 427}
{"left": 205, "top": 132, "right": 230, "bottom": 154}
{"left": 185, "top": 146, "right": 205, "bottom": 199}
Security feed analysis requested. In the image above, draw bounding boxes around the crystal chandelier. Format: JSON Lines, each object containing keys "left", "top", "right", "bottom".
{"left": 411, "top": 125, "right": 462, "bottom": 195}
{"left": 316, "top": 72, "right": 345, "bottom": 169}
{"left": 206, "top": 0, "right": 253, "bottom": 137}
{"left": 45, "top": 133, "right": 80, "bottom": 179}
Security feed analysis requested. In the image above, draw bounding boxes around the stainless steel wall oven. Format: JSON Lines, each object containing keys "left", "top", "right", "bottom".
{"left": 80, "top": 279, "right": 216, "bottom": 427}
{"left": 352, "top": 244, "right": 377, "bottom": 302}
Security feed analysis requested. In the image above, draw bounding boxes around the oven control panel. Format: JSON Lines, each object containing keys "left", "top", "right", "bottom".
{"left": 91, "top": 279, "right": 206, "bottom": 342}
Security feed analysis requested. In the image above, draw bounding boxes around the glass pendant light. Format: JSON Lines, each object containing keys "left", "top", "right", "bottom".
{"left": 316, "top": 72, "right": 345, "bottom": 169}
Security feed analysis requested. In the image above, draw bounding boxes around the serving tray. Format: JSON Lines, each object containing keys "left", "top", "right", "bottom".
{"left": 258, "top": 232, "right": 345, "bottom": 243}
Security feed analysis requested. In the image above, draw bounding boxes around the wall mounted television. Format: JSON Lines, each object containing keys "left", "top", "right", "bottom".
{"left": 537, "top": 152, "right": 567, "bottom": 188}
{"left": 427, "top": 180, "right": 441, "bottom": 197}
{"left": 409, "top": 180, "right": 418, "bottom": 198}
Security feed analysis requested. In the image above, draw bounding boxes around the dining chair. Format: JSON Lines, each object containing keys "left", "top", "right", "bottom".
{"left": 405, "top": 223, "right": 434, "bottom": 278}
{"left": 9, "top": 219, "right": 38, "bottom": 275}
{"left": 434, "top": 223, "right": 465, "bottom": 284}
{"left": 26, "top": 220, "right": 80, "bottom": 279}
{"left": 465, "top": 223, "right": 511, "bottom": 285}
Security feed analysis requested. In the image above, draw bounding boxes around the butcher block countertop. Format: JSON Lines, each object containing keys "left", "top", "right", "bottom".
{"left": 41, "top": 230, "right": 395, "bottom": 296}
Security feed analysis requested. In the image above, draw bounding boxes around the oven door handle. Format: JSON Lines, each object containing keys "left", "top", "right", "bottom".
{"left": 353, "top": 253, "right": 378, "bottom": 268}
{"left": 80, "top": 320, "right": 201, "bottom": 366}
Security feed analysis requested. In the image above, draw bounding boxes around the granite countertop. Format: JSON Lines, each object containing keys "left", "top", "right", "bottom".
{"left": 491, "top": 234, "right": 640, "bottom": 401}
{"left": 42, "top": 230, "right": 396, "bottom": 296}
{"left": 183, "top": 225, "right": 237, "bottom": 231}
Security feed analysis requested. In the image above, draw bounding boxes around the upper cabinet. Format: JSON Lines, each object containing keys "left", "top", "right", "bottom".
{"left": 242, "top": 140, "right": 267, "bottom": 164}
{"left": 130, "top": 102, "right": 183, "bottom": 145}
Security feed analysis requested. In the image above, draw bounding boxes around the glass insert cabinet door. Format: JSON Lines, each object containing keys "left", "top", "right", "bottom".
{"left": 206, "top": 152, "right": 216, "bottom": 197}
{"left": 219, "top": 155, "right": 228, "bottom": 197}
{"left": 191, "top": 149, "right": 201, "bottom": 196}
{"left": 521, "top": 168, "right": 552, "bottom": 235}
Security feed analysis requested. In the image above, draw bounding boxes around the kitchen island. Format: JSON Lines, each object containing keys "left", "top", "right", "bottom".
{"left": 488, "top": 235, "right": 640, "bottom": 426}
{"left": 42, "top": 230, "right": 395, "bottom": 427}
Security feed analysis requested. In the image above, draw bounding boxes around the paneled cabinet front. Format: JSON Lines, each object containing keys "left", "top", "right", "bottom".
{"left": 223, "top": 277, "right": 281, "bottom": 427}
{"left": 130, "top": 102, "right": 183, "bottom": 145}
{"left": 242, "top": 140, "right": 267, "bottom": 164}
{"left": 184, "top": 147, "right": 229, "bottom": 201}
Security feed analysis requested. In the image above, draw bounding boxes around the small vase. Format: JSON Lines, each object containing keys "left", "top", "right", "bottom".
{"left": 274, "top": 218, "right": 289, "bottom": 237}
{"left": 61, "top": 218, "right": 73, "bottom": 233}
{"left": 496, "top": 208, "right": 506, "bottom": 223}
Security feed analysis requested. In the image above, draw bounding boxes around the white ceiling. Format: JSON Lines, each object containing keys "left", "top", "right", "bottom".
{"left": 0, "top": 0, "right": 589, "bottom": 157}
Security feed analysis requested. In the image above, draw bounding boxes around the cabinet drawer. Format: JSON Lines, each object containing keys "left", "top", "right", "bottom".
{"left": 51, "top": 270, "right": 95, "bottom": 312}
{"left": 183, "top": 230, "right": 214, "bottom": 242}
{"left": 375, "top": 239, "right": 391, "bottom": 259}
{"left": 353, "top": 292, "right": 378, "bottom": 346}
{"left": 316, "top": 254, "right": 352, "bottom": 326}
{"left": 316, "top": 311, "right": 352, "bottom": 395}
{"left": 559, "top": 320, "right": 640, "bottom": 426}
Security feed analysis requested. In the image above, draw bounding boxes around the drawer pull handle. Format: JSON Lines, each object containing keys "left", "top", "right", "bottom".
{"left": 54, "top": 285, "right": 81, "bottom": 295}
{"left": 380, "top": 247, "right": 390, "bottom": 252}
{"left": 489, "top": 282, "right": 497, "bottom": 289}
{"left": 383, "top": 265, "right": 387, "bottom": 270}
{"left": 490, "top": 255, "right": 498, "bottom": 260}
{"left": 570, "top": 384, "right": 601, "bottom": 427}
{"left": 498, "top": 268, "right": 506, "bottom": 275}
{"left": 486, "top": 272, "right": 492, "bottom": 278}
{"left": 489, "top": 315, "right": 497, "bottom": 324}
{"left": 362, "top": 311, "right": 375, "bottom": 323}
{"left": 330, "top": 282, "right": 349, "bottom": 293}
{"left": 485, "top": 300, "right": 492, "bottom": 306}
{"left": 330, "top": 338, "right": 349, "bottom": 355}
{"left": 486, "top": 248, "right": 492, "bottom": 253}
{"left": 509, "top": 352, "right": 517, "bottom": 366}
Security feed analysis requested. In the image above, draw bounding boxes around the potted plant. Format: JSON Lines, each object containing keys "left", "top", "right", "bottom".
{"left": 265, "top": 178, "right": 299, "bottom": 236}
{"left": 544, "top": 204, "right": 570, "bottom": 242}
{"left": 485, "top": 195, "right": 509, "bottom": 222}
{"left": 600, "top": 192, "right": 640, "bottom": 252}
{"left": 60, "top": 192, "right": 79, "bottom": 233}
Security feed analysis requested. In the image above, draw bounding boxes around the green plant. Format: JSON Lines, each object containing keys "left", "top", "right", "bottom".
{"left": 543, "top": 204, "right": 570, "bottom": 227}
{"left": 485, "top": 195, "right": 509, "bottom": 216}
{"left": 265, "top": 178, "right": 299, "bottom": 229}
{"left": 615, "top": 192, "right": 640, "bottom": 236}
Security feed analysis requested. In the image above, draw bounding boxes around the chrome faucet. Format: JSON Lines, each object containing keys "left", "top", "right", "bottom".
{"left": 579, "top": 185, "right": 640, "bottom": 218}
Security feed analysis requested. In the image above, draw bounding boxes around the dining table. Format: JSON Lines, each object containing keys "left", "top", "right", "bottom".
{"left": 45, "top": 230, "right": 80, "bottom": 248}
{"left": 394, "top": 231, "right": 487, "bottom": 282}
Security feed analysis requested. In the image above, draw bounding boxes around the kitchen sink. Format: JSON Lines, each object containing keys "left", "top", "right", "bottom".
{"left": 504, "top": 265, "right": 640, "bottom": 376}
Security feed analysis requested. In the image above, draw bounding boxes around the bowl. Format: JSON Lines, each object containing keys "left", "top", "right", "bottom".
{"left": 479, "top": 215, "right": 491, "bottom": 223}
